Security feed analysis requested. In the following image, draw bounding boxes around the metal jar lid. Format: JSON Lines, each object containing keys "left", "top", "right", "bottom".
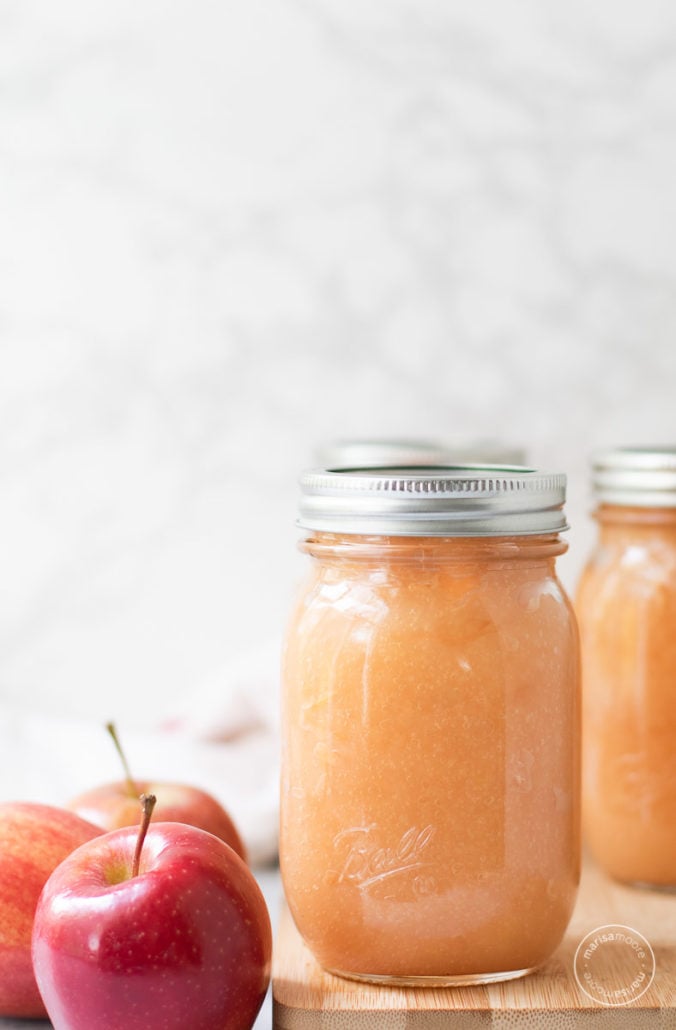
{"left": 315, "top": 438, "right": 527, "bottom": 469}
{"left": 297, "top": 466, "right": 568, "bottom": 537}
{"left": 592, "top": 447, "right": 676, "bottom": 507}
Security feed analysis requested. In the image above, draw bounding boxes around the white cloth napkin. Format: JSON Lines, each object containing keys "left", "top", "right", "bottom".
{"left": 0, "top": 641, "right": 281, "bottom": 867}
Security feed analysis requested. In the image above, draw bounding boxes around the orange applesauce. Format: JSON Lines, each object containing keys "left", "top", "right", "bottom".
{"left": 281, "top": 467, "right": 580, "bottom": 986}
{"left": 578, "top": 448, "right": 676, "bottom": 888}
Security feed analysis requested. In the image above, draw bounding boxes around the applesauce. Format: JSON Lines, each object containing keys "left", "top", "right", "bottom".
{"left": 578, "top": 448, "right": 676, "bottom": 888}
{"left": 281, "top": 467, "right": 580, "bottom": 985}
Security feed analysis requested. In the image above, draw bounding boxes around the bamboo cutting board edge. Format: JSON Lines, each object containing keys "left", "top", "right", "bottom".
{"left": 272, "top": 859, "right": 676, "bottom": 1028}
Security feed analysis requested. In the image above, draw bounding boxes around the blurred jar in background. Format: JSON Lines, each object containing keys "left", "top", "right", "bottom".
{"left": 315, "top": 438, "right": 526, "bottom": 468}
{"left": 282, "top": 466, "right": 579, "bottom": 985}
{"left": 578, "top": 447, "right": 676, "bottom": 888}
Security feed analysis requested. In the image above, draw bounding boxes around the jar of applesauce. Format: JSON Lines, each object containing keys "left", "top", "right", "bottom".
{"left": 281, "top": 466, "right": 580, "bottom": 986}
{"left": 578, "top": 447, "right": 676, "bottom": 888}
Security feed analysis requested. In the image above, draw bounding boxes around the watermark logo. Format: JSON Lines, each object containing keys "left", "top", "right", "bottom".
{"left": 573, "top": 924, "right": 656, "bottom": 1006}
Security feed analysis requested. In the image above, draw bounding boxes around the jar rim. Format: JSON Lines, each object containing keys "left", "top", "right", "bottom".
{"left": 592, "top": 447, "right": 676, "bottom": 507}
{"left": 297, "top": 465, "right": 568, "bottom": 537}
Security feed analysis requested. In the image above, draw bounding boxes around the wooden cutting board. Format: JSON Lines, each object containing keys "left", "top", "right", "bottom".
{"left": 272, "top": 858, "right": 676, "bottom": 1028}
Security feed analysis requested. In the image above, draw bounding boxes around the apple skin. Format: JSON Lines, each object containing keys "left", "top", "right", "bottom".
{"left": 68, "top": 780, "right": 247, "bottom": 862}
{"left": 0, "top": 802, "right": 102, "bottom": 1018}
{"left": 32, "top": 821, "right": 272, "bottom": 1030}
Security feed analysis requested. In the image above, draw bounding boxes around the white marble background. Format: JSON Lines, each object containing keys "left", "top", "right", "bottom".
{"left": 1, "top": 0, "right": 676, "bottom": 734}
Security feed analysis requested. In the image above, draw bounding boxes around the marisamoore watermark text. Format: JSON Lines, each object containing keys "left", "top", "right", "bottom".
{"left": 573, "top": 924, "right": 656, "bottom": 1006}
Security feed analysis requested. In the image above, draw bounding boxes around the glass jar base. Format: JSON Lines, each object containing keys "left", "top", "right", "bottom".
{"left": 326, "top": 966, "right": 536, "bottom": 988}
{"left": 627, "top": 879, "right": 676, "bottom": 894}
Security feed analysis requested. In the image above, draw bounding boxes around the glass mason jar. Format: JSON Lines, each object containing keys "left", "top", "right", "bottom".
{"left": 578, "top": 447, "right": 676, "bottom": 888}
{"left": 281, "top": 466, "right": 580, "bottom": 986}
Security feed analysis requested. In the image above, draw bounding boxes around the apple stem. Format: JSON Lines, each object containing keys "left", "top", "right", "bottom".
{"left": 132, "top": 793, "right": 157, "bottom": 878}
{"left": 106, "top": 721, "right": 138, "bottom": 798}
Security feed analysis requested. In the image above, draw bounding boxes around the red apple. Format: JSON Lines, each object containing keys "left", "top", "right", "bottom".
{"left": 0, "top": 802, "right": 102, "bottom": 1018}
{"left": 67, "top": 723, "right": 247, "bottom": 862}
{"left": 32, "top": 799, "right": 272, "bottom": 1030}
{"left": 68, "top": 780, "right": 247, "bottom": 862}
